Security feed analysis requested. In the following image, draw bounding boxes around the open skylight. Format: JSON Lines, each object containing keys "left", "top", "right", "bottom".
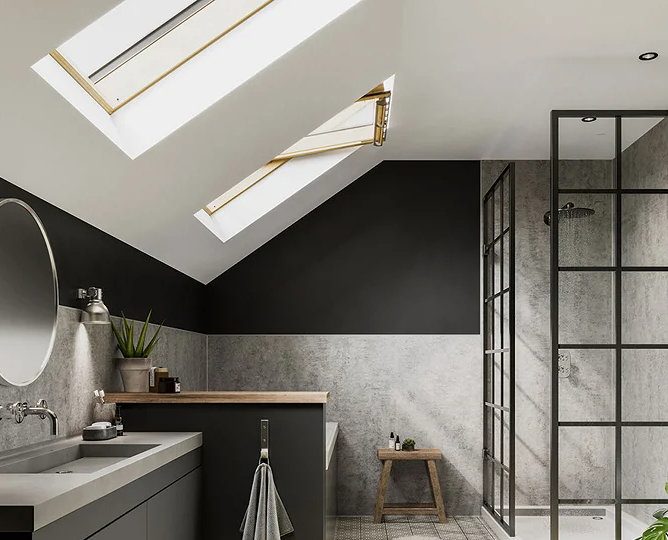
{"left": 195, "top": 79, "right": 393, "bottom": 242}
{"left": 32, "top": 0, "right": 364, "bottom": 158}
{"left": 50, "top": 0, "right": 275, "bottom": 114}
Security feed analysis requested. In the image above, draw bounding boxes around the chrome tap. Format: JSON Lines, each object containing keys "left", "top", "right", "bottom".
{"left": 4, "top": 399, "right": 59, "bottom": 436}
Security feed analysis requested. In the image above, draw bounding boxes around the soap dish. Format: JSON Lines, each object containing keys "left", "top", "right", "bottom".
{"left": 82, "top": 425, "right": 117, "bottom": 441}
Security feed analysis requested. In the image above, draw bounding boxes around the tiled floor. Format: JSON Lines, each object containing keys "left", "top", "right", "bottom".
{"left": 334, "top": 516, "right": 499, "bottom": 540}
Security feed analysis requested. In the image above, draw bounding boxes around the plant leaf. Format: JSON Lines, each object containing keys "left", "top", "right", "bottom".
{"left": 143, "top": 337, "right": 160, "bottom": 358}
{"left": 653, "top": 509, "right": 668, "bottom": 520}
{"left": 110, "top": 319, "right": 128, "bottom": 357}
{"left": 142, "top": 321, "right": 164, "bottom": 358}
{"left": 128, "top": 320, "right": 135, "bottom": 357}
{"left": 136, "top": 310, "right": 152, "bottom": 356}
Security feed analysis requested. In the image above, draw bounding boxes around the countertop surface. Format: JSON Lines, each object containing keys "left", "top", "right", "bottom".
{"left": 106, "top": 391, "right": 329, "bottom": 404}
{"left": 0, "top": 431, "right": 202, "bottom": 531}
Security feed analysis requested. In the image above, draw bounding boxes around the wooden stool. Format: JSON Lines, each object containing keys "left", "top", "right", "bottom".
{"left": 373, "top": 448, "right": 446, "bottom": 523}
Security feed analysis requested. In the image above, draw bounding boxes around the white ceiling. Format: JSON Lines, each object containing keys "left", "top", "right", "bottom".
{"left": 2, "top": 0, "right": 668, "bottom": 283}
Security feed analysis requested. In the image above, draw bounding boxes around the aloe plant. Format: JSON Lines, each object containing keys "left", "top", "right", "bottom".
{"left": 636, "top": 483, "right": 668, "bottom": 540}
{"left": 110, "top": 311, "right": 163, "bottom": 358}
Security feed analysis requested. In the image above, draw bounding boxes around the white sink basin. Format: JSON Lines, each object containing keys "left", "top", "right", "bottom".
{"left": 0, "top": 443, "right": 158, "bottom": 474}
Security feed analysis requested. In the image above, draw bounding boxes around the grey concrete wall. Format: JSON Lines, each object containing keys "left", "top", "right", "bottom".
{"left": 0, "top": 306, "right": 206, "bottom": 453}
{"left": 620, "top": 117, "right": 668, "bottom": 524}
{"left": 207, "top": 334, "right": 482, "bottom": 515}
{"left": 482, "top": 160, "right": 616, "bottom": 506}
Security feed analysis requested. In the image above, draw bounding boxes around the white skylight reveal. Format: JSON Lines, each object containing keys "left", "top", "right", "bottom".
{"left": 195, "top": 78, "right": 393, "bottom": 243}
{"left": 32, "top": 0, "right": 364, "bottom": 158}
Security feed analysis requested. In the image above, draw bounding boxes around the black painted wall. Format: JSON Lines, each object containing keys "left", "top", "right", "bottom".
{"left": 0, "top": 177, "right": 206, "bottom": 332}
{"left": 206, "top": 160, "right": 480, "bottom": 334}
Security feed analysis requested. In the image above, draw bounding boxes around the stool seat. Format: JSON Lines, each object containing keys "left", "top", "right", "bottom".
{"left": 373, "top": 447, "right": 446, "bottom": 523}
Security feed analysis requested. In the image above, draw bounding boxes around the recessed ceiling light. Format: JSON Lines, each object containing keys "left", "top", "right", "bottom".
{"left": 581, "top": 117, "right": 597, "bottom": 123}
{"left": 639, "top": 51, "right": 659, "bottom": 61}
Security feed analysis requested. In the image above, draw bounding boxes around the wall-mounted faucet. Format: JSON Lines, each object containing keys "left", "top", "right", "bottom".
{"left": 1, "top": 399, "right": 59, "bottom": 436}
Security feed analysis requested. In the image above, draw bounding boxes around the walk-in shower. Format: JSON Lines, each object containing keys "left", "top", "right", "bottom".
{"left": 482, "top": 110, "right": 668, "bottom": 540}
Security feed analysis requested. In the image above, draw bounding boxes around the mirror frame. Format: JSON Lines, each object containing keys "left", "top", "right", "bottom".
{"left": 0, "top": 198, "right": 59, "bottom": 387}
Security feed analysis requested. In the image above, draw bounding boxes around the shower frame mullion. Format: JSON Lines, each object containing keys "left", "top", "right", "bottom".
{"left": 614, "top": 114, "right": 623, "bottom": 540}
{"left": 550, "top": 109, "right": 668, "bottom": 540}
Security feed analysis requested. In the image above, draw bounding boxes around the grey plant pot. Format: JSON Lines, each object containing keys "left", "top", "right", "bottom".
{"left": 117, "top": 357, "right": 152, "bottom": 392}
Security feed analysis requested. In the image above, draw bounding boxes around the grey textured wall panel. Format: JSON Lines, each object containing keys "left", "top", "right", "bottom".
{"left": 0, "top": 307, "right": 207, "bottom": 454}
{"left": 207, "top": 334, "right": 482, "bottom": 515}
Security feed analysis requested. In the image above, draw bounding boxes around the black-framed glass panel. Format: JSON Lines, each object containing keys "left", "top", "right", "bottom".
{"left": 558, "top": 117, "right": 615, "bottom": 190}
{"left": 622, "top": 505, "right": 653, "bottom": 539}
{"left": 558, "top": 426, "right": 615, "bottom": 500}
{"left": 622, "top": 350, "right": 668, "bottom": 422}
{"left": 483, "top": 164, "right": 515, "bottom": 536}
{"left": 622, "top": 272, "right": 668, "bottom": 344}
{"left": 551, "top": 110, "right": 668, "bottom": 540}
{"left": 621, "top": 194, "right": 668, "bottom": 266}
{"left": 622, "top": 427, "right": 668, "bottom": 499}
{"left": 558, "top": 272, "right": 614, "bottom": 344}
{"left": 557, "top": 193, "right": 615, "bottom": 268}
{"left": 622, "top": 116, "right": 667, "bottom": 189}
{"left": 558, "top": 349, "right": 615, "bottom": 422}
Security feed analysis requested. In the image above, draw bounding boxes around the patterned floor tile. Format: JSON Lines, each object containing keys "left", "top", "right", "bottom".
{"left": 385, "top": 522, "right": 413, "bottom": 539}
{"left": 334, "top": 516, "right": 497, "bottom": 540}
{"left": 409, "top": 522, "right": 438, "bottom": 536}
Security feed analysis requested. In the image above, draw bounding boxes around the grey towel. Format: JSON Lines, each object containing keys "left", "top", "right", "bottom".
{"left": 240, "top": 463, "right": 294, "bottom": 539}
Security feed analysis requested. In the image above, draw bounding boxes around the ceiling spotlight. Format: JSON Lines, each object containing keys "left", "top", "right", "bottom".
{"left": 581, "top": 117, "right": 597, "bottom": 123}
{"left": 639, "top": 51, "right": 659, "bottom": 61}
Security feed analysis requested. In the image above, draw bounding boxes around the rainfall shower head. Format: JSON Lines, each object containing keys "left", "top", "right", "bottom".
{"left": 543, "top": 202, "right": 595, "bottom": 226}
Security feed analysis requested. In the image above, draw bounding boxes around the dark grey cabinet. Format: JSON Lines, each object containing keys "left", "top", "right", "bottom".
{"left": 147, "top": 468, "right": 201, "bottom": 540}
{"left": 86, "top": 469, "right": 201, "bottom": 540}
{"left": 9, "top": 451, "right": 202, "bottom": 540}
{"left": 87, "top": 505, "right": 147, "bottom": 540}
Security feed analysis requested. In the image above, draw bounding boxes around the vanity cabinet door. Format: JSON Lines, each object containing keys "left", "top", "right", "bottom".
{"left": 147, "top": 468, "right": 201, "bottom": 540}
{"left": 87, "top": 504, "right": 147, "bottom": 540}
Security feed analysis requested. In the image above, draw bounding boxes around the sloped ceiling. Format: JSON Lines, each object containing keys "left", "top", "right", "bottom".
{"left": 0, "top": 0, "right": 399, "bottom": 283}
{"left": 2, "top": 1, "right": 668, "bottom": 283}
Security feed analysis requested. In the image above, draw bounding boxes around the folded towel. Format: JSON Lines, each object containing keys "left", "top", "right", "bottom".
{"left": 241, "top": 463, "right": 294, "bottom": 539}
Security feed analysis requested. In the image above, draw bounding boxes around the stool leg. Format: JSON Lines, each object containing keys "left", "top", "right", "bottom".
{"left": 426, "top": 460, "right": 446, "bottom": 522}
{"left": 373, "top": 460, "right": 393, "bottom": 523}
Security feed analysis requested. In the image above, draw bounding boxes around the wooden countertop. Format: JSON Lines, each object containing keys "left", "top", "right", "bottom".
{"left": 105, "top": 391, "right": 329, "bottom": 404}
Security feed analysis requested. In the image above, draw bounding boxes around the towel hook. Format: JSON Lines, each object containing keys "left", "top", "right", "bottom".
{"left": 260, "top": 419, "right": 269, "bottom": 464}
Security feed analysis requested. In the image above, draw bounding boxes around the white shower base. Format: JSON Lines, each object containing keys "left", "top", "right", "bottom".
{"left": 482, "top": 506, "right": 648, "bottom": 540}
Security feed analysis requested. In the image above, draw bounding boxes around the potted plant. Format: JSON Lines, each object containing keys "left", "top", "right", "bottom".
{"left": 637, "top": 483, "right": 668, "bottom": 540}
{"left": 402, "top": 438, "right": 416, "bottom": 451}
{"left": 111, "top": 311, "right": 162, "bottom": 393}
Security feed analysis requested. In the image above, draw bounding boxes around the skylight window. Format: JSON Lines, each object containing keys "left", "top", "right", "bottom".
{"left": 203, "top": 84, "right": 391, "bottom": 215}
{"left": 33, "top": 0, "right": 365, "bottom": 158}
{"left": 50, "top": 0, "right": 275, "bottom": 114}
{"left": 195, "top": 79, "right": 393, "bottom": 242}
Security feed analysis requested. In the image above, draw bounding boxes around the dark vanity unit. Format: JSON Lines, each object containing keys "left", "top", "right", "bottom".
{"left": 0, "top": 433, "right": 202, "bottom": 540}
{"left": 108, "top": 391, "right": 328, "bottom": 540}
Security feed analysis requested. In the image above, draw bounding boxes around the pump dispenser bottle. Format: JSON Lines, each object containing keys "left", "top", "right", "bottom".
{"left": 389, "top": 432, "right": 395, "bottom": 449}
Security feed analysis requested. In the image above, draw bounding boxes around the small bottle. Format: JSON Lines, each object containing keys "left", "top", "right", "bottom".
{"left": 395, "top": 435, "right": 401, "bottom": 451}
{"left": 115, "top": 406, "right": 124, "bottom": 436}
{"left": 388, "top": 432, "right": 395, "bottom": 449}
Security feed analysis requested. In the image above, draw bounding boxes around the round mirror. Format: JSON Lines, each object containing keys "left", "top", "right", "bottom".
{"left": 0, "top": 198, "right": 58, "bottom": 386}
